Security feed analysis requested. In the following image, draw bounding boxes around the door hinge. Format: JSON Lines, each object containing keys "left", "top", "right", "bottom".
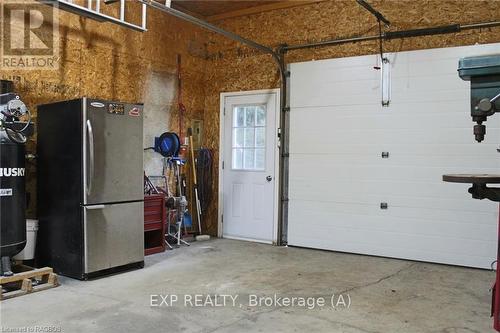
{"left": 223, "top": 107, "right": 226, "bottom": 116}
{"left": 222, "top": 161, "right": 225, "bottom": 169}
{"left": 221, "top": 214, "right": 224, "bottom": 223}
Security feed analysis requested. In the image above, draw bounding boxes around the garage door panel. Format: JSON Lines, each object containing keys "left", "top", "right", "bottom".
{"left": 290, "top": 61, "right": 381, "bottom": 108}
{"left": 291, "top": 107, "right": 475, "bottom": 127}
{"left": 392, "top": 88, "right": 471, "bottom": 104}
{"left": 300, "top": 65, "right": 381, "bottom": 83}
{"left": 288, "top": 227, "right": 495, "bottom": 269}
{"left": 383, "top": 100, "right": 473, "bottom": 116}
{"left": 290, "top": 197, "right": 497, "bottom": 224}
{"left": 289, "top": 108, "right": 485, "bottom": 135}
{"left": 289, "top": 201, "right": 495, "bottom": 242}
{"left": 392, "top": 74, "right": 468, "bottom": 93}
{"left": 290, "top": 111, "right": 500, "bottom": 149}
{"left": 290, "top": 83, "right": 380, "bottom": 109}
{"left": 395, "top": 57, "right": 462, "bottom": 77}
{"left": 289, "top": 151, "right": 500, "bottom": 168}
{"left": 288, "top": 200, "right": 496, "bottom": 226}
{"left": 290, "top": 55, "right": 379, "bottom": 80}
{"left": 290, "top": 127, "right": 500, "bottom": 147}
{"left": 291, "top": 84, "right": 470, "bottom": 108}
{"left": 289, "top": 167, "right": 500, "bottom": 195}
{"left": 291, "top": 143, "right": 499, "bottom": 157}
{"left": 289, "top": 155, "right": 500, "bottom": 181}
{"left": 288, "top": 215, "right": 495, "bottom": 259}
{"left": 290, "top": 178, "right": 480, "bottom": 202}
{"left": 290, "top": 76, "right": 379, "bottom": 104}
{"left": 292, "top": 99, "right": 474, "bottom": 116}
{"left": 290, "top": 191, "right": 494, "bottom": 214}
{"left": 288, "top": 43, "right": 500, "bottom": 268}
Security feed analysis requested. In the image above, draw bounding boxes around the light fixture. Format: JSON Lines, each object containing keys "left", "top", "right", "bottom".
{"left": 381, "top": 57, "right": 391, "bottom": 107}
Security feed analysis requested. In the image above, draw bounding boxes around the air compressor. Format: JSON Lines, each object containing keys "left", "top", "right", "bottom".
{"left": 0, "top": 82, "right": 33, "bottom": 276}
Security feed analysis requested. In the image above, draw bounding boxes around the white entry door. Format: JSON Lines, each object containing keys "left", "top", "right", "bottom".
{"left": 221, "top": 91, "right": 279, "bottom": 244}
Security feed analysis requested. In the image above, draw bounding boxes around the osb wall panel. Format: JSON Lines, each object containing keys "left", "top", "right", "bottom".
{"left": 1, "top": 6, "right": 208, "bottom": 219}
{"left": 201, "top": 0, "right": 500, "bottom": 238}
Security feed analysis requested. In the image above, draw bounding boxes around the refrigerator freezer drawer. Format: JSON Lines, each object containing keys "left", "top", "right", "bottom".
{"left": 84, "top": 201, "right": 144, "bottom": 274}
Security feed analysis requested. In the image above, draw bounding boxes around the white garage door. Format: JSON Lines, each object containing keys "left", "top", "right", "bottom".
{"left": 288, "top": 43, "right": 500, "bottom": 269}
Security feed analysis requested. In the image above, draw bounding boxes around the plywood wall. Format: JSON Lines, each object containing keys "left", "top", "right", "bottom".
{"left": 201, "top": 0, "right": 500, "bottom": 237}
{"left": 1, "top": 4, "right": 208, "bottom": 218}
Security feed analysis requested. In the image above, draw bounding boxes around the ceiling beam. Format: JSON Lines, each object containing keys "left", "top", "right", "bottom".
{"left": 206, "top": 0, "right": 329, "bottom": 22}
{"left": 171, "top": 3, "right": 207, "bottom": 19}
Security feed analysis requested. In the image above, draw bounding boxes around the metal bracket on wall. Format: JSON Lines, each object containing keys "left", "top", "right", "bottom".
{"left": 43, "top": 0, "right": 150, "bottom": 31}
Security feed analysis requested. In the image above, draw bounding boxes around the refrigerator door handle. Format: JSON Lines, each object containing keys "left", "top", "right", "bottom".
{"left": 86, "top": 119, "right": 95, "bottom": 196}
{"left": 85, "top": 204, "right": 105, "bottom": 210}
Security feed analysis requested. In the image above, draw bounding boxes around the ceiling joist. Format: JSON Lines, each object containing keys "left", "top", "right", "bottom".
{"left": 206, "top": 0, "right": 329, "bottom": 22}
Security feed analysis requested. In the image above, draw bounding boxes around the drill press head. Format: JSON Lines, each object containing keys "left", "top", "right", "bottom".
{"left": 458, "top": 55, "right": 500, "bottom": 142}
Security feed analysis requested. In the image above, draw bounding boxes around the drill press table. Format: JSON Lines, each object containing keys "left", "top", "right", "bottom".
{"left": 443, "top": 174, "right": 500, "bottom": 184}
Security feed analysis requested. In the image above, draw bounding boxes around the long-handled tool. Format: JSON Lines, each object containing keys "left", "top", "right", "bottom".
{"left": 177, "top": 54, "right": 186, "bottom": 141}
{"left": 188, "top": 128, "right": 202, "bottom": 234}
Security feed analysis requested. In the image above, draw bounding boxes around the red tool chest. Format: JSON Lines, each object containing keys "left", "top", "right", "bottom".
{"left": 144, "top": 194, "right": 166, "bottom": 255}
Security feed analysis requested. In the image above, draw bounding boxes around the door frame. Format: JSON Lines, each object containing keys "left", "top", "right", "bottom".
{"left": 218, "top": 89, "right": 281, "bottom": 244}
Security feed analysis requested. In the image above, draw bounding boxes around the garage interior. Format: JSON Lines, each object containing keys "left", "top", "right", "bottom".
{"left": 2, "top": 0, "right": 500, "bottom": 332}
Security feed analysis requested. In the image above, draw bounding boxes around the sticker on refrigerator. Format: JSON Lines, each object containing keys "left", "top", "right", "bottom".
{"left": 0, "top": 189, "right": 13, "bottom": 196}
{"left": 108, "top": 103, "right": 125, "bottom": 115}
{"left": 129, "top": 107, "right": 140, "bottom": 117}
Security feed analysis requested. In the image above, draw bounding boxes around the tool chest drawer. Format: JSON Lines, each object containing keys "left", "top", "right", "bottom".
{"left": 144, "top": 194, "right": 166, "bottom": 255}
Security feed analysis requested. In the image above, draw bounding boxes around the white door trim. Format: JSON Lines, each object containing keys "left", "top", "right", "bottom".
{"left": 218, "top": 89, "right": 281, "bottom": 244}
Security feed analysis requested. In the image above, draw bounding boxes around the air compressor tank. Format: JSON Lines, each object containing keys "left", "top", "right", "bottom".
{"left": 0, "top": 132, "right": 27, "bottom": 259}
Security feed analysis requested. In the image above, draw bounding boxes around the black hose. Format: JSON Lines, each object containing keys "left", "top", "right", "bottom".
{"left": 196, "top": 148, "right": 213, "bottom": 212}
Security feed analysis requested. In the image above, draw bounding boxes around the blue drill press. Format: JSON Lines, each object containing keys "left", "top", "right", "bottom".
{"left": 444, "top": 54, "right": 500, "bottom": 331}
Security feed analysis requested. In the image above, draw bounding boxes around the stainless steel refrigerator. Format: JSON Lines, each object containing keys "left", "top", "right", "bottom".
{"left": 37, "top": 98, "right": 144, "bottom": 279}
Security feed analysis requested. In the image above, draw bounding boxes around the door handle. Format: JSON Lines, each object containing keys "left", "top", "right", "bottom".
{"left": 85, "top": 204, "right": 105, "bottom": 210}
{"left": 266, "top": 175, "right": 273, "bottom": 182}
{"left": 86, "top": 120, "right": 95, "bottom": 195}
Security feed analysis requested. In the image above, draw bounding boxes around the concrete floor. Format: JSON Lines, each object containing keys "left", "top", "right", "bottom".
{"left": 0, "top": 239, "right": 495, "bottom": 333}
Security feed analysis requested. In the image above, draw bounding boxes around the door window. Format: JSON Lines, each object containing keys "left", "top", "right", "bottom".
{"left": 232, "top": 105, "right": 266, "bottom": 170}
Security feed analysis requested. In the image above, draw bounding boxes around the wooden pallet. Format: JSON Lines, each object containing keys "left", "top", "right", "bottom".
{"left": 0, "top": 266, "right": 59, "bottom": 300}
